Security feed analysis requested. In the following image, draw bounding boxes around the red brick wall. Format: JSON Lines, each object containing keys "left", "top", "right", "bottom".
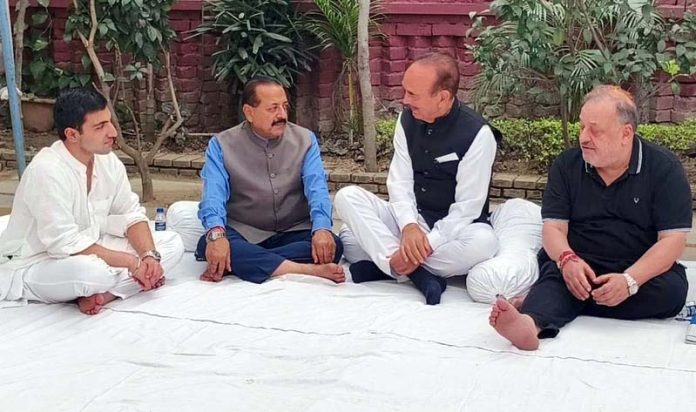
{"left": 9, "top": 0, "right": 696, "bottom": 135}
{"left": 13, "top": 1, "right": 234, "bottom": 132}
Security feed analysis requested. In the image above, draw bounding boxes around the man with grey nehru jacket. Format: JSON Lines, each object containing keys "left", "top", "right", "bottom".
{"left": 195, "top": 77, "right": 345, "bottom": 284}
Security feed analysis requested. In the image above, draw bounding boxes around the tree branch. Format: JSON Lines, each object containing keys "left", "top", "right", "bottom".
{"left": 146, "top": 50, "right": 183, "bottom": 163}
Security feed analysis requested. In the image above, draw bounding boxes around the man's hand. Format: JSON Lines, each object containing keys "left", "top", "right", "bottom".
{"left": 389, "top": 252, "right": 418, "bottom": 276}
{"left": 399, "top": 223, "right": 432, "bottom": 265}
{"left": 591, "top": 273, "right": 630, "bottom": 307}
{"left": 312, "top": 229, "right": 336, "bottom": 264}
{"left": 201, "top": 237, "right": 231, "bottom": 282}
{"left": 561, "top": 258, "right": 596, "bottom": 301}
{"left": 138, "top": 256, "right": 165, "bottom": 290}
{"left": 130, "top": 256, "right": 164, "bottom": 291}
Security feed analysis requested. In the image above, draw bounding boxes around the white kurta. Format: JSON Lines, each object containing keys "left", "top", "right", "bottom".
{"left": 0, "top": 141, "right": 155, "bottom": 306}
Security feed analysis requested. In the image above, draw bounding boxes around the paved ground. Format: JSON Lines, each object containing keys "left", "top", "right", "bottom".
{"left": 2, "top": 169, "right": 696, "bottom": 260}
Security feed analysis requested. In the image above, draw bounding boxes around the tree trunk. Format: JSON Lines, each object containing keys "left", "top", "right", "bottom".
{"left": 357, "top": 0, "right": 377, "bottom": 172}
{"left": 138, "top": 155, "right": 154, "bottom": 202}
{"left": 144, "top": 63, "right": 156, "bottom": 141}
{"left": 347, "top": 68, "right": 355, "bottom": 145}
{"left": 560, "top": 94, "right": 570, "bottom": 148}
{"left": 14, "top": 0, "right": 28, "bottom": 91}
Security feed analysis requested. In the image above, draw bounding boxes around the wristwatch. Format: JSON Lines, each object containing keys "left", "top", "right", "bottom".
{"left": 140, "top": 249, "right": 162, "bottom": 262}
{"left": 623, "top": 272, "right": 639, "bottom": 296}
{"left": 206, "top": 227, "right": 226, "bottom": 243}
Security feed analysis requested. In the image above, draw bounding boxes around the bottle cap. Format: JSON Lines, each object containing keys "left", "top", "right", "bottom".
{"left": 156, "top": 207, "right": 165, "bottom": 213}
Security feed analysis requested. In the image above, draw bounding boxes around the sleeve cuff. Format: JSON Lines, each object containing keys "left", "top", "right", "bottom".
{"left": 311, "top": 216, "right": 333, "bottom": 233}
{"left": 203, "top": 216, "right": 226, "bottom": 232}
{"left": 106, "top": 212, "right": 148, "bottom": 237}
{"left": 426, "top": 230, "right": 446, "bottom": 251}
{"left": 48, "top": 232, "right": 100, "bottom": 258}
{"left": 392, "top": 205, "right": 418, "bottom": 230}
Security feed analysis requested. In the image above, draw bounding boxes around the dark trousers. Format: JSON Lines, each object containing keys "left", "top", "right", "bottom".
{"left": 195, "top": 227, "right": 343, "bottom": 284}
{"left": 520, "top": 253, "right": 688, "bottom": 339}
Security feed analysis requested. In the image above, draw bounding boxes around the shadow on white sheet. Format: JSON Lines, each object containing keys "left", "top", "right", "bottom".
{"left": 0, "top": 252, "right": 695, "bottom": 412}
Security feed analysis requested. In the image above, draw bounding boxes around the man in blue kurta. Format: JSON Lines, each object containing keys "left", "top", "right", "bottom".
{"left": 195, "top": 77, "right": 344, "bottom": 284}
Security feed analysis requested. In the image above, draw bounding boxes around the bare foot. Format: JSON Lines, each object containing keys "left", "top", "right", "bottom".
{"left": 489, "top": 298, "right": 539, "bottom": 350}
{"left": 200, "top": 270, "right": 224, "bottom": 283}
{"left": 306, "top": 263, "right": 346, "bottom": 283}
{"left": 389, "top": 252, "right": 418, "bottom": 276}
{"left": 77, "top": 292, "right": 116, "bottom": 315}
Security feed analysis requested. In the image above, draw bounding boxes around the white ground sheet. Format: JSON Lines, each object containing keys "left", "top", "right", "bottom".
{"left": 1, "top": 252, "right": 695, "bottom": 411}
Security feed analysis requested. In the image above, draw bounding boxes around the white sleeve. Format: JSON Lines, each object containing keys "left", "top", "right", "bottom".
{"left": 427, "top": 125, "right": 497, "bottom": 250}
{"left": 104, "top": 157, "right": 148, "bottom": 237}
{"left": 23, "top": 164, "right": 98, "bottom": 257}
{"left": 386, "top": 112, "right": 419, "bottom": 230}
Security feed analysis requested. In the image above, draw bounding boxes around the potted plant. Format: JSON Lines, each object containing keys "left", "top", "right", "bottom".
{"left": 14, "top": 0, "right": 88, "bottom": 132}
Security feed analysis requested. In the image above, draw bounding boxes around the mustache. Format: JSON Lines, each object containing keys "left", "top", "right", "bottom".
{"left": 272, "top": 119, "right": 287, "bottom": 126}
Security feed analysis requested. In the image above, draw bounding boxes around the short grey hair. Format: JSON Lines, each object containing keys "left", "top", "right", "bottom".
{"left": 583, "top": 85, "right": 638, "bottom": 132}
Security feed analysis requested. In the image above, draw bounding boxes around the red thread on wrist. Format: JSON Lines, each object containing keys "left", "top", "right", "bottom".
{"left": 558, "top": 250, "right": 578, "bottom": 271}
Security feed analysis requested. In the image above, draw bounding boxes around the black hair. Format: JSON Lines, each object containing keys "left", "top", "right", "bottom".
{"left": 242, "top": 76, "right": 285, "bottom": 107}
{"left": 54, "top": 87, "right": 108, "bottom": 141}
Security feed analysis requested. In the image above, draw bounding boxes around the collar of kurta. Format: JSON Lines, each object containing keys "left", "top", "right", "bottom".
{"left": 52, "top": 140, "right": 93, "bottom": 176}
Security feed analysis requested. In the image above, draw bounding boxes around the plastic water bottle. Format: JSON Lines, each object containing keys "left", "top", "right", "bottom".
{"left": 155, "top": 207, "right": 166, "bottom": 231}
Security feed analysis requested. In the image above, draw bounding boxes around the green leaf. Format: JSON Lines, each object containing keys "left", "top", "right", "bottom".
{"left": 31, "top": 12, "right": 49, "bottom": 27}
{"left": 103, "top": 72, "right": 116, "bottom": 82}
{"left": 78, "top": 74, "right": 91, "bottom": 86}
{"left": 252, "top": 35, "right": 263, "bottom": 54}
{"left": 135, "top": 32, "right": 144, "bottom": 48}
{"left": 677, "top": 44, "right": 686, "bottom": 57}
{"left": 29, "top": 60, "right": 47, "bottom": 79}
{"left": 31, "top": 38, "right": 49, "bottom": 52}
{"left": 603, "top": 61, "right": 612, "bottom": 74}
{"left": 37, "top": 0, "right": 50, "bottom": 7}
{"left": 81, "top": 54, "right": 92, "bottom": 69}
{"left": 657, "top": 39, "right": 666, "bottom": 53}
{"left": 98, "top": 23, "right": 109, "bottom": 36}
{"left": 641, "top": 4, "right": 652, "bottom": 23}
{"left": 147, "top": 26, "right": 159, "bottom": 42}
{"left": 582, "top": 28, "right": 592, "bottom": 44}
{"left": 671, "top": 82, "right": 681, "bottom": 96}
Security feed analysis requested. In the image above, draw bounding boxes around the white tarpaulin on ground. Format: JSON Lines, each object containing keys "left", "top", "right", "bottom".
{"left": 1, "top": 249, "right": 695, "bottom": 412}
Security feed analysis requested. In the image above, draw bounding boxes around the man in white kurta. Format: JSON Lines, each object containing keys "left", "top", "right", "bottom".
{"left": 0, "top": 87, "right": 183, "bottom": 314}
{"left": 334, "top": 53, "right": 500, "bottom": 305}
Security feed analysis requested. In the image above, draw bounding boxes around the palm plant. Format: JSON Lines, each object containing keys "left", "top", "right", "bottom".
{"left": 471, "top": 0, "right": 674, "bottom": 147}
{"left": 305, "top": 0, "right": 380, "bottom": 143}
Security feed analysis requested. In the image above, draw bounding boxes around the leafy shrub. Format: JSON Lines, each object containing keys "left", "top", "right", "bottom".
{"left": 372, "top": 116, "right": 696, "bottom": 170}
{"left": 192, "top": 0, "right": 314, "bottom": 92}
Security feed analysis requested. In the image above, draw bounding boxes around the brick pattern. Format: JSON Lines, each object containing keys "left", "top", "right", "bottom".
{"left": 16, "top": 5, "right": 236, "bottom": 133}
{"left": 9, "top": 0, "right": 696, "bottom": 135}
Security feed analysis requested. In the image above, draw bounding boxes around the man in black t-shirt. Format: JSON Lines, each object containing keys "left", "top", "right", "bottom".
{"left": 489, "top": 85, "right": 692, "bottom": 350}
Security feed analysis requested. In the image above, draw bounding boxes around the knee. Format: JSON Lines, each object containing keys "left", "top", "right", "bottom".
{"left": 654, "top": 270, "right": 688, "bottom": 317}
{"left": 461, "top": 226, "right": 499, "bottom": 262}
{"left": 334, "top": 185, "right": 364, "bottom": 215}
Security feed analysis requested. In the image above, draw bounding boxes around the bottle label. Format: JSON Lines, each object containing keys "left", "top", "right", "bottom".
{"left": 155, "top": 221, "right": 166, "bottom": 231}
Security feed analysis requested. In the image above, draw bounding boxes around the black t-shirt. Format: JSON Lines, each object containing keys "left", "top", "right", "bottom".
{"left": 541, "top": 136, "right": 692, "bottom": 272}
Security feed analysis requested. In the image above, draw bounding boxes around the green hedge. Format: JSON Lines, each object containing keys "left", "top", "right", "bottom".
{"left": 375, "top": 117, "right": 696, "bottom": 171}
